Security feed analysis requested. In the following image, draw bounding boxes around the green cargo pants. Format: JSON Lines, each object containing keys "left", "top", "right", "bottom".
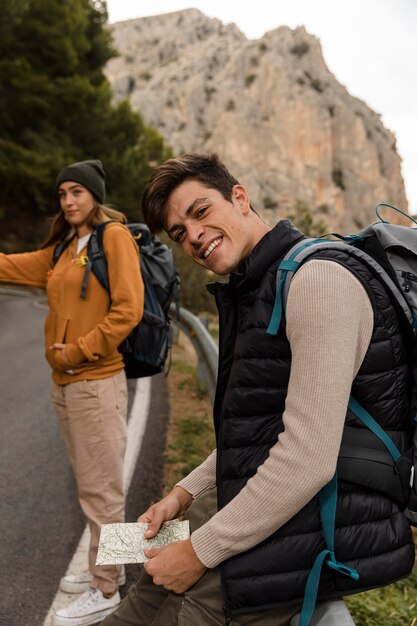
{"left": 102, "top": 488, "right": 300, "bottom": 625}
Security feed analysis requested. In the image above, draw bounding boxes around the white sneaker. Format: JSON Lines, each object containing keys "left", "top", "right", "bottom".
{"left": 60, "top": 567, "right": 126, "bottom": 593}
{"left": 54, "top": 588, "right": 120, "bottom": 626}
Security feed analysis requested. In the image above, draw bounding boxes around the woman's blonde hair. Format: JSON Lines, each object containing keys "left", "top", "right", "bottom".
{"left": 41, "top": 202, "right": 127, "bottom": 249}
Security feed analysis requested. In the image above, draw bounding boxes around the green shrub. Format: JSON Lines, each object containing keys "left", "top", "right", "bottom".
{"left": 288, "top": 200, "right": 327, "bottom": 236}
{"left": 332, "top": 168, "right": 345, "bottom": 190}
{"left": 346, "top": 568, "right": 417, "bottom": 626}
{"left": 290, "top": 42, "right": 309, "bottom": 58}
{"left": 263, "top": 196, "right": 278, "bottom": 209}
{"left": 245, "top": 73, "right": 257, "bottom": 87}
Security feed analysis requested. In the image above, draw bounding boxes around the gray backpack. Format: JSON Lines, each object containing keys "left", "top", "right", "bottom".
{"left": 267, "top": 205, "right": 417, "bottom": 625}
{"left": 268, "top": 204, "right": 417, "bottom": 521}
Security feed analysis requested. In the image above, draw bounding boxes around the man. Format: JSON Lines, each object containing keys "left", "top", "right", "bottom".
{"left": 103, "top": 153, "right": 414, "bottom": 626}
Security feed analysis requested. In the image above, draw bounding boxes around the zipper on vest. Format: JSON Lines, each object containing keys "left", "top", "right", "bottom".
{"left": 222, "top": 605, "right": 232, "bottom": 624}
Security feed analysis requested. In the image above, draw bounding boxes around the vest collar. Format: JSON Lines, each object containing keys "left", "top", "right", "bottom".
{"left": 231, "top": 219, "right": 304, "bottom": 291}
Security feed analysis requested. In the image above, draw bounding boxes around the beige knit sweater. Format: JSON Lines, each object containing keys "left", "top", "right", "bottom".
{"left": 178, "top": 259, "right": 374, "bottom": 569}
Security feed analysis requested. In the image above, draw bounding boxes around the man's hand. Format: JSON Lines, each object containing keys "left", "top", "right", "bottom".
{"left": 143, "top": 538, "right": 206, "bottom": 593}
{"left": 138, "top": 486, "right": 193, "bottom": 538}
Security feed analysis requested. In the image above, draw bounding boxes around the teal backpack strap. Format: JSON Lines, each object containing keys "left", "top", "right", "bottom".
{"left": 298, "top": 473, "right": 359, "bottom": 626}
{"left": 266, "top": 259, "right": 299, "bottom": 335}
{"left": 298, "top": 395, "right": 404, "bottom": 626}
{"left": 348, "top": 397, "right": 402, "bottom": 461}
{"left": 267, "top": 238, "right": 327, "bottom": 335}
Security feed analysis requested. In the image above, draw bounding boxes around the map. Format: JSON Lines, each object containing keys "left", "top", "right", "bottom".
{"left": 96, "top": 519, "right": 190, "bottom": 565}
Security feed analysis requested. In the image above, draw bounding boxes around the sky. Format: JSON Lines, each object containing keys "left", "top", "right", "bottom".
{"left": 106, "top": 0, "right": 417, "bottom": 215}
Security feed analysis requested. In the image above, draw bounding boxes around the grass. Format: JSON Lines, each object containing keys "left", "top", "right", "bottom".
{"left": 346, "top": 567, "right": 417, "bottom": 625}
{"left": 163, "top": 333, "right": 417, "bottom": 625}
{"left": 163, "top": 336, "right": 215, "bottom": 492}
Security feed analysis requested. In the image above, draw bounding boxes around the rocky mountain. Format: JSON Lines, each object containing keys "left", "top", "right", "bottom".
{"left": 105, "top": 9, "right": 408, "bottom": 231}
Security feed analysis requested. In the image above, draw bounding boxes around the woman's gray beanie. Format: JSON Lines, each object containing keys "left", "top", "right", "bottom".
{"left": 55, "top": 160, "right": 106, "bottom": 203}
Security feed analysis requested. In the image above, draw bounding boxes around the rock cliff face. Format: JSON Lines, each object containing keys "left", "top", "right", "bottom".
{"left": 105, "top": 9, "right": 408, "bottom": 230}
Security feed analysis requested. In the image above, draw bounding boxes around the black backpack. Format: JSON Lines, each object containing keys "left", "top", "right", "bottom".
{"left": 54, "top": 222, "right": 180, "bottom": 378}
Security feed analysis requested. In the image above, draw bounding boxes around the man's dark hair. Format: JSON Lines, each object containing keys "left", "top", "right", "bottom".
{"left": 142, "top": 153, "right": 241, "bottom": 233}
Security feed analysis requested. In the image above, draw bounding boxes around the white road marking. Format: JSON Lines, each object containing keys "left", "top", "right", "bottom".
{"left": 43, "top": 376, "right": 152, "bottom": 625}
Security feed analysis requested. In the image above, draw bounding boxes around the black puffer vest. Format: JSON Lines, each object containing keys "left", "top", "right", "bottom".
{"left": 209, "top": 220, "right": 414, "bottom": 615}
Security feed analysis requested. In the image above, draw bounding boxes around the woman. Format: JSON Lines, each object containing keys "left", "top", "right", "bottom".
{"left": 0, "top": 160, "right": 144, "bottom": 626}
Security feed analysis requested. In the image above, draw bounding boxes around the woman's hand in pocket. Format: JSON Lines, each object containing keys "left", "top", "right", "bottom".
{"left": 50, "top": 342, "right": 68, "bottom": 362}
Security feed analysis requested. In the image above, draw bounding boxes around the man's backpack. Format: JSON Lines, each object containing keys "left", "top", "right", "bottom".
{"left": 54, "top": 222, "right": 180, "bottom": 379}
{"left": 266, "top": 204, "right": 417, "bottom": 626}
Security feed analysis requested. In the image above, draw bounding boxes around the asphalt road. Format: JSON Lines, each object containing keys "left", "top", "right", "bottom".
{"left": 0, "top": 293, "right": 169, "bottom": 626}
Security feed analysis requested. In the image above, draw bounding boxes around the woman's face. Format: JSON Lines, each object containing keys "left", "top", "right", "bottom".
{"left": 58, "top": 181, "right": 95, "bottom": 230}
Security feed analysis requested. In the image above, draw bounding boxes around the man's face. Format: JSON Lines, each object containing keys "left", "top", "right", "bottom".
{"left": 165, "top": 179, "right": 255, "bottom": 275}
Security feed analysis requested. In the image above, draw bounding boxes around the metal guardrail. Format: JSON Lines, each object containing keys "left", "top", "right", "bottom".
{"left": 172, "top": 306, "right": 218, "bottom": 401}
{"left": 173, "top": 306, "right": 356, "bottom": 626}
{"left": 0, "top": 285, "right": 42, "bottom": 297}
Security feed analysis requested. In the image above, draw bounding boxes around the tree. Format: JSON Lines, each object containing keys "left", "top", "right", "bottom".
{"left": 0, "top": 0, "right": 170, "bottom": 247}
{"left": 287, "top": 200, "right": 327, "bottom": 237}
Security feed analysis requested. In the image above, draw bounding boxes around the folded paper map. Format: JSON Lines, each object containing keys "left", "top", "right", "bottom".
{"left": 96, "top": 519, "right": 190, "bottom": 565}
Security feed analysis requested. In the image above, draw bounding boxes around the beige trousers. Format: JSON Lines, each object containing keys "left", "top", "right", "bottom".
{"left": 51, "top": 370, "right": 128, "bottom": 595}
{"left": 102, "top": 488, "right": 300, "bottom": 625}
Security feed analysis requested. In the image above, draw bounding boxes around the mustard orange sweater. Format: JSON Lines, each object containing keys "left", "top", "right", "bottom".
{"left": 0, "top": 223, "right": 144, "bottom": 384}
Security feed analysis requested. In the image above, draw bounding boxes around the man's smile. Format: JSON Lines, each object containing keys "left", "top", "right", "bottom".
{"left": 202, "top": 237, "right": 223, "bottom": 259}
